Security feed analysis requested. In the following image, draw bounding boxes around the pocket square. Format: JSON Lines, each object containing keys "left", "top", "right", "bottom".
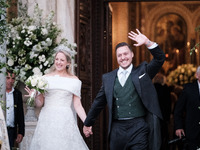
{"left": 139, "top": 73, "right": 146, "bottom": 79}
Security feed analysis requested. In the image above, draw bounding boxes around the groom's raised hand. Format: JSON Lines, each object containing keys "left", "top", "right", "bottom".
{"left": 128, "top": 29, "right": 154, "bottom": 47}
{"left": 83, "top": 126, "right": 93, "bottom": 137}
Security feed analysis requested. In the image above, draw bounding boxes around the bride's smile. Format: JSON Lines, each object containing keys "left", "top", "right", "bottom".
{"left": 55, "top": 52, "right": 70, "bottom": 72}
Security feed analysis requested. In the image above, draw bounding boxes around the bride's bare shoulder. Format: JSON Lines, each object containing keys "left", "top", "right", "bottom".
{"left": 44, "top": 73, "right": 54, "bottom": 77}
{"left": 70, "top": 75, "right": 79, "bottom": 79}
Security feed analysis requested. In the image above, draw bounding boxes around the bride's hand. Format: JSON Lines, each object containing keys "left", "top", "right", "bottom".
{"left": 24, "top": 86, "right": 36, "bottom": 97}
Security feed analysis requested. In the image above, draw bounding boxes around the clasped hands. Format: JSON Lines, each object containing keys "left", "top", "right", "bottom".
{"left": 83, "top": 126, "right": 93, "bottom": 138}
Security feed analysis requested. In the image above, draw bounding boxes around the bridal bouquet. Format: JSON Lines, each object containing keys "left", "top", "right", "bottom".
{"left": 25, "top": 75, "right": 48, "bottom": 107}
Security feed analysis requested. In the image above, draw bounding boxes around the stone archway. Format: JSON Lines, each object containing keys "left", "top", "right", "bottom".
{"left": 142, "top": 2, "right": 200, "bottom": 68}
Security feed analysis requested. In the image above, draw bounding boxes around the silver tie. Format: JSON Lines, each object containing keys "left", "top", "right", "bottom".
{"left": 120, "top": 70, "right": 127, "bottom": 86}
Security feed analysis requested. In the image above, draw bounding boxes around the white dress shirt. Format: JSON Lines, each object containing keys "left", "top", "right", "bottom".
{"left": 118, "top": 64, "right": 133, "bottom": 86}
{"left": 148, "top": 42, "right": 158, "bottom": 49}
{"left": 197, "top": 80, "right": 200, "bottom": 95}
{"left": 6, "top": 88, "right": 15, "bottom": 127}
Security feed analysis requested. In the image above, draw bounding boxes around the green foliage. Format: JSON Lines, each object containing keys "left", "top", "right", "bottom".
{"left": 0, "top": 0, "right": 9, "bottom": 44}
{"left": 190, "top": 25, "right": 200, "bottom": 55}
{"left": 0, "top": 0, "right": 9, "bottom": 102}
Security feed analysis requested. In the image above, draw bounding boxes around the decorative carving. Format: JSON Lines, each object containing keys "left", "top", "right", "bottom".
{"left": 147, "top": 4, "right": 159, "bottom": 12}
{"left": 183, "top": 4, "right": 200, "bottom": 13}
{"left": 76, "top": 0, "right": 93, "bottom": 149}
{"left": 76, "top": 1, "right": 92, "bottom": 110}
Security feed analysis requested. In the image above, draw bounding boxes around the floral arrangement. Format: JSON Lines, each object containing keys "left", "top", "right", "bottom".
{"left": 25, "top": 75, "right": 48, "bottom": 107}
{"left": 5, "top": 4, "right": 77, "bottom": 84}
{"left": 0, "top": 0, "right": 8, "bottom": 45}
{"left": 167, "top": 64, "right": 197, "bottom": 86}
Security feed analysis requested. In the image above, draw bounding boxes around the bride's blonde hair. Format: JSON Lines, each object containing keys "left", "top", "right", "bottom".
{"left": 49, "top": 50, "right": 75, "bottom": 75}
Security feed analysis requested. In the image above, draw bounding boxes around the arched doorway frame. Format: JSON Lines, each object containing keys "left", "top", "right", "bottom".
{"left": 143, "top": 2, "right": 200, "bottom": 65}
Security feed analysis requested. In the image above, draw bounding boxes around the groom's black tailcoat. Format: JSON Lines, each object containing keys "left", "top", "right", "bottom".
{"left": 13, "top": 89, "right": 25, "bottom": 138}
{"left": 84, "top": 46, "right": 165, "bottom": 150}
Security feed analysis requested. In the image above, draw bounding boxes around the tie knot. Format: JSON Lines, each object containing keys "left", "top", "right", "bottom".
{"left": 122, "top": 70, "right": 128, "bottom": 75}
{"left": 120, "top": 70, "right": 127, "bottom": 86}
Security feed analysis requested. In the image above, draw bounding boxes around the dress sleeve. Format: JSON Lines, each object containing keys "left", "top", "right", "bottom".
{"left": 72, "top": 80, "right": 82, "bottom": 98}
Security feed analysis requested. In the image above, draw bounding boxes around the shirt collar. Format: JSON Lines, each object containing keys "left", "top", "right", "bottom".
{"left": 118, "top": 64, "right": 133, "bottom": 74}
{"left": 197, "top": 80, "right": 200, "bottom": 86}
{"left": 6, "top": 87, "right": 15, "bottom": 94}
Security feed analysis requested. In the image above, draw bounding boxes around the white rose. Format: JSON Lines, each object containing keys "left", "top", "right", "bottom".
{"left": 8, "top": 59, "right": 14, "bottom": 66}
{"left": 37, "top": 80, "right": 45, "bottom": 89}
{"left": 31, "top": 78, "right": 38, "bottom": 87}
{"left": 39, "top": 55, "right": 46, "bottom": 62}
{"left": 44, "top": 68, "right": 50, "bottom": 74}
{"left": 33, "top": 67, "right": 41, "bottom": 75}
{"left": 41, "top": 28, "right": 48, "bottom": 35}
{"left": 28, "top": 25, "right": 36, "bottom": 31}
{"left": 41, "top": 41, "right": 48, "bottom": 47}
{"left": 28, "top": 30, "right": 33, "bottom": 35}
{"left": 44, "top": 61, "right": 49, "bottom": 66}
{"left": 32, "top": 44, "right": 42, "bottom": 52}
{"left": 46, "top": 38, "right": 52, "bottom": 46}
{"left": 25, "top": 64, "right": 32, "bottom": 70}
{"left": 17, "top": 36, "right": 21, "bottom": 40}
{"left": 30, "top": 52, "right": 35, "bottom": 59}
{"left": 24, "top": 41, "right": 29, "bottom": 46}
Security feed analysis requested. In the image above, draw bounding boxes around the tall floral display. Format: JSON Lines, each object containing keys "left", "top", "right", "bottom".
{"left": 167, "top": 64, "right": 197, "bottom": 86}
{"left": 4, "top": 4, "right": 77, "bottom": 123}
{"left": 6, "top": 4, "right": 76, "bottom": 84}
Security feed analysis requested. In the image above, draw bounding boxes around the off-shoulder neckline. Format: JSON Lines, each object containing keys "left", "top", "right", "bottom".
{"left": 44, "top": 75, "right": 80, "bottom": 81}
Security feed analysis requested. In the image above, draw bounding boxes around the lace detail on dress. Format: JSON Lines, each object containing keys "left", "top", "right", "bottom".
{"left": 29, "top": 76, "right": 89, "bottom": 150}
{"left": 0, "top": 109, "right": 10, "bottom": 150}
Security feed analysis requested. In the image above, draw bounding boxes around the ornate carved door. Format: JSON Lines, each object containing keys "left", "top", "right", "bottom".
{"left": 76, "top": 0, "right": 111, "bottom": 150}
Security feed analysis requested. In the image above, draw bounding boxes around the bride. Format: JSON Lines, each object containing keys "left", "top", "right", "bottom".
{"left": 25, "top": 45, "right": 90, "bottom": 150}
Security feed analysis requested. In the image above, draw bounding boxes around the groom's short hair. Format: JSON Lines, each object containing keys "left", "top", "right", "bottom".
{"left": 115, "top": 42, "right": 133, "bottom": 52}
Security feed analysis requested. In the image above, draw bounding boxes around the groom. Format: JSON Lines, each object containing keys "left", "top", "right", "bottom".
{"left": 83, "top": 29, "right": 165, "bottom": 150}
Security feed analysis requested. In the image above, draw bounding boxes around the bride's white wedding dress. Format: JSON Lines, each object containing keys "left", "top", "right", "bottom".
{"left": 0, "top": 107, "right": 10, "bottom": 150}
{"left": 29, "top": 75, "right": 89, "bottom": 150}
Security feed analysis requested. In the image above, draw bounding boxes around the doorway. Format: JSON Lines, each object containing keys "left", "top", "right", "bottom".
{"left": 106, "top": 1, "right": 200, "bottom": 73}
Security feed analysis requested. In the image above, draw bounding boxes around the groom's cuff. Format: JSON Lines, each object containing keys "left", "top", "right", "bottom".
{"left": 147, "top": 42, "right": 158, "bottom": 49}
